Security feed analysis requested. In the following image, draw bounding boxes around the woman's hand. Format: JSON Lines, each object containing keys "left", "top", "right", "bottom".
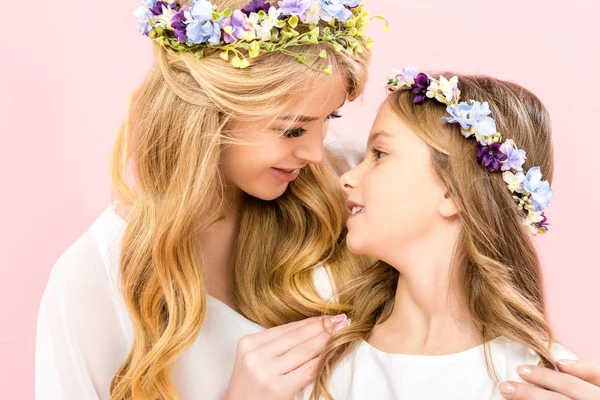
{"left": 223, "top": 314, "right": 350, "bottom": 400}
{"left": 498, "top": 359, "right": 600, "bottom": 399}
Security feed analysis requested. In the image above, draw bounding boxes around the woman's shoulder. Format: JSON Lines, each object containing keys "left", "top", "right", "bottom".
{"left": 45, "top": 205, "right": 126, "bottom": 306}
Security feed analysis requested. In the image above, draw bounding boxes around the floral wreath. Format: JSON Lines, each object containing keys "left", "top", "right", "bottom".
{"left": 386, "top": 67, "right": 553, "bottom": 235}
{"left": 134, "top": 0, "right": 386, "bottom": 72}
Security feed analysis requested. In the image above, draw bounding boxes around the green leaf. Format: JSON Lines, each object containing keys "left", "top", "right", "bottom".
{"left": 249, "top": 41, "right": 260, "bottom": 58}
{"left": 220, "top": 50, "right": 230, "bottom": 61}
{"left": 240, "top": 58, "right": 251, "bottom": 68}
{"left": 232, "top": 56, "right": 242, "bottom": 68}
{"left": 333, "top": 43, "right": 343, "bottom": 52}
{"left": 323, "top": 65, "right": 333, "bottom": 74}
{"left": 289, "top": 15, "right": 299, "bottom": 28}
{"left": 297, "top": 55, "right": 307, "bottom": 64}
{"left": 194, "top": 49, "right": 205, "bottom": 58}
{"left": 319, "top": 49, "right": 327, "bottom": 58}
{"left": 223, "top": 8, "right": 232, "bottom": 17}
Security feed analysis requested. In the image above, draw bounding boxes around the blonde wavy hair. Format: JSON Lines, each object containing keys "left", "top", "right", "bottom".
{"left": 109, "top": 0, "right": 371, "bottom": 397}
{"left": 311, "top": 73, "right": 557, "bottom": 399}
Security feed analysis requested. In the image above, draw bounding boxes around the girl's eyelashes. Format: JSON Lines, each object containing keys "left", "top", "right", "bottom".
{"left": 371, "top": 147, "right": 387, "bottom": 160}
{"left": 283, "top": 127, "right": 308, "bottom": 138}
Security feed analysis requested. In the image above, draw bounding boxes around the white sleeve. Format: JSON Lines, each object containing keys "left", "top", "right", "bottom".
{"left": 35, "top": 232, "right": 131, "bottom": 400}
{"left": 324, "top": 134, "right": 366, "bottom": 178}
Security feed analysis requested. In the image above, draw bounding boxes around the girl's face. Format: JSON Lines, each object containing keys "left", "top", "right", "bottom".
{"left": 221, "top": 77, "right": 347, "bottom": 201}
{"left": 340, "top": 103, "right": 455, "bottom": 264}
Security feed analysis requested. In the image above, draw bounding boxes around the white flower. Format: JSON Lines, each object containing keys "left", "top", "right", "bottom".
{"left": 502, "top": 171, "right": 525, "bottom": 193}
{"left": 427, "top": 75, "right": 459, "bottom": 104}
{"left": 248, "top": 7, "right": 283, "bottom": 41}
{"left": 303, "top": 0, "right": 322, "bottom": 24}
{"left": 523, "top": 210, "right": 544, "bottom": 234}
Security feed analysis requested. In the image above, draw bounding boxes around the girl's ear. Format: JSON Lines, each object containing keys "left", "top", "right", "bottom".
{"left": 439, "top": 191, "right": 459, "bottom": 218}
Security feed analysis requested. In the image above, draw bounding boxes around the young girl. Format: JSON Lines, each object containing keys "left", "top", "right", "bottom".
{"left": 306, "top": 68, "right": 577, "bottom": 399}
{"left": 35, "top": 1, "right": 373, "bottom": 399}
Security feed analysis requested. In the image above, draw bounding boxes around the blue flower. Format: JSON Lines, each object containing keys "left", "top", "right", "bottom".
{"left": 187, "top": 18, "right": 222, "bottom": 44}
{"left": 279, "top": 0, "right": 313, "bottom": 19}
{"left": 133, "top": 0, "right": 158, "bottom": 34}
{"left": 443, "top": 101, "right": 497, "bottom": 139}
{"left": 522, "top": 166, "right": 553, "bottom": 211}
{"left": 190, "top": 0, "right": 214, "bottom": 22}
{"left": 500, "top": 139, "right": 527, "bottom": 172}
{"left": 319, "top": 0, "right": 355, "bottom": 22}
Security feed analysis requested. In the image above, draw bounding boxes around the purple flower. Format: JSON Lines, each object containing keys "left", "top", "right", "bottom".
{"left": 241, "top": 0, "right": 271, "bottom": 15}
{"left": 220, "top": 10, "right": 252, "bottom": 43}
{"left": 280, "top": 0, "right": 313, "bottom": 19}
{"left": 523, "top": 166, "right": 553, "bottom": 211}
{"left": 171, "top": 7, "right": 189, "bottom": 42}
{"left": 500, "top": 139, "right": 527, "bottom": 172}
{"left": 477, "top": 141, "right": 507, "bottom": 172}
{"left": 535, "top": 212, "right": 549, "bottom": 233}
{"left": 411, "top": 73, "right": 431, "bottom": 104}
{"left": 149, "top": 1, "right": 171, "bottom": 15}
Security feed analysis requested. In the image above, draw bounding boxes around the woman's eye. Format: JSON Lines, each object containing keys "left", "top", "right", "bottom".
{"left": 327, "top": 111, "right": 342, "bottom": 120}
{"left": 283, "top": 127, "right": 308, "bottom": 138}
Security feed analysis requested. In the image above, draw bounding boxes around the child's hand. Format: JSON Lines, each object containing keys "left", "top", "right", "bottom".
{"left": 498, "top": 359, "right": 600, "bottom": 399}
{"left": 223, "top": 314, "right": 350, "bottom": 400}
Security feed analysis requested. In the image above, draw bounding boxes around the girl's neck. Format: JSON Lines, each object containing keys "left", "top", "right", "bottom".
{"left": 368, "top": 223, "right": 481, "bottom": 356}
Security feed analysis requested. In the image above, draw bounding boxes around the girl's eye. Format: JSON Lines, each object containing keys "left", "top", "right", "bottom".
{"left": 371, "top": 147, "right": 387, "bottom": 160}
{"left": 283, "top": 127, "right": 308, "bottom": 138}
{"left": 327, "top": 111, "right": 342, "bottom": 120}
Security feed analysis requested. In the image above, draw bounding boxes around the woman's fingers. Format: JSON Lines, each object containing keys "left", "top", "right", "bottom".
{"left": 273, "top": 318, "right": 350, "bottom": 374}
{"left": 498, "top": 381, "right": 570, "bottom": 400}
{"left": 237, "top": 316, "right": 324, "bottom": 354}
{"left": 499, "top": 363, "right": 600, "bottom": 400}
{"left": 260, "top": 314, "right": 347, "bottom": 358}
{"left": 555, "top": 359, "right": 600, "bottom": 387}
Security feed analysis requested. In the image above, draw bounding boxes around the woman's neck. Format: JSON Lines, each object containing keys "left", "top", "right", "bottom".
{"left": 368, "top": 224, "right": 481, "bottom": 356}
{"left": 200, "top": 183, "right": 243, "bottom": 310}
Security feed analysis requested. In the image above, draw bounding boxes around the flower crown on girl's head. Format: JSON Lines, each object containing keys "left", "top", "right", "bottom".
{"left": 386, "top": 67, "right": 553, "bottom": 236}
{"left": 134, "top": 0, "right": 386, "bottom": 72}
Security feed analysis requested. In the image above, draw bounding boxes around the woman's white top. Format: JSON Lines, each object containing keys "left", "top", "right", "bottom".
{"left": 35, "top": 136, "right": 365, "bottom": 400}
{"left": 298, "top": 338, "right": 576, "bottom": 400}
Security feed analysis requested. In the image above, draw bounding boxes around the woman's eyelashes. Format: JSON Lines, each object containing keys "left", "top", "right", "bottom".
{"left": 283, "top": 127, "right": 308, "bottom": 138}
{"left": 327, "top": 111, "right": 342, "bottom": 120}
{"left": 283, "top": 111, "right": 343, "bottom": 138}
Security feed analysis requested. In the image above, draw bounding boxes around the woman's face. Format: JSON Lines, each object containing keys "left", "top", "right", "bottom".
{"left": 221, "top": 77, "right": 347, "bottom": 201}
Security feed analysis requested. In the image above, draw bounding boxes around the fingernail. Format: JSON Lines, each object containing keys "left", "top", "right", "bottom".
{"left": 517, "top": 366, "right": 532, "bottom": 377}
{"left": 556, "top": 359, "right": 578, "bottom": 366}
{"left": 334, "top": 319, "right": 351, "bottom": 331}
{"left": 498, "top": 382, "right": 515, "bottom": 394}
{"left": 330, "top": 314, "right": 347, "bottom": 324}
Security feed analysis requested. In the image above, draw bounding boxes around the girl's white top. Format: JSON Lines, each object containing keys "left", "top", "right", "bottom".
{"left": 35, "top": 136, "right": 365, "bottom": 400}
{"left": 298, "top": 336, "right": 576, "bottom": 399}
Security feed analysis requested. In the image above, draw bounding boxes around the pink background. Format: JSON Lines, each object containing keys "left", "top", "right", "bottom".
{"left": 2, "top": 0, "right": 598, "bottom": 398}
